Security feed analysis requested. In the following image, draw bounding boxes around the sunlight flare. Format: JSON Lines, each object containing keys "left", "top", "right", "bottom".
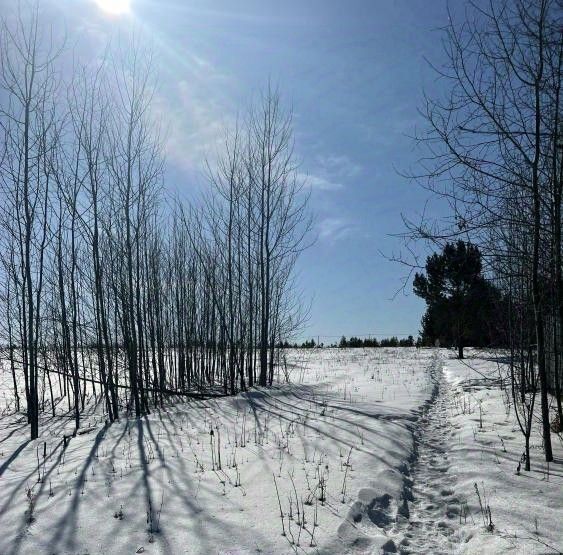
{"left": 94, "top": 0, "right": 131, "bottom": 15}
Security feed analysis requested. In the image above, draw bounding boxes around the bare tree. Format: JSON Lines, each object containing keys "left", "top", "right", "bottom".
{"left": 0, "top": 3, "right": 63, "bottom": 438}
{"left": 406, "top": 0, "right": 561, "bottom": 464}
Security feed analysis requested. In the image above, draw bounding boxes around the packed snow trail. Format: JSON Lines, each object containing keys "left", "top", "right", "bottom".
{"left": 396, "top": 355, "right": 461, "bottom": 554}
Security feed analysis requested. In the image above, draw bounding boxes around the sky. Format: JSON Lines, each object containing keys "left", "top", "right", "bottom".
{"left": 5, "top": 0, "right": 460, "bottom": 342}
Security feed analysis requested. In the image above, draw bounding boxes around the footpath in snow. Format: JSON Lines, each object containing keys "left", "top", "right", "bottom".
{"left": 392, "top": 350, "right": 563, "bottom": 555}
{"left": 393, "top": 358, "right": 461, "bottom": 554}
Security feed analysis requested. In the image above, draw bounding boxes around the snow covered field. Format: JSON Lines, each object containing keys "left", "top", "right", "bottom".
{"left": 0, "top": 348, "right": 561, "bottom": 555}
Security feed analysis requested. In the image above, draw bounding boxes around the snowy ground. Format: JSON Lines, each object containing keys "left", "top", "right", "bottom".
{"left": 437, "top": 353, "right": 563, "bottom": 554}
{"left": 0, "top": 348, "right": 561, "bottom": 554}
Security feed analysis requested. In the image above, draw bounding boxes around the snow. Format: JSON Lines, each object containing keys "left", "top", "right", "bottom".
{"left": 0, "top": 348, "right": 561, "bottom": 555}
{"left": 439, "top": 352, "right": 563, "bottom": 554}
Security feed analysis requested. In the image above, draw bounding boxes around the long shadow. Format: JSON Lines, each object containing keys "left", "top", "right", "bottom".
{"left": 134, "top": 417, "right": 172, "bottom": 553}
{"left": 0, "top": 422, "right": 29, "bottom": 445}
{"left": 244, "top": 388, "right": 395, "bottom": 465}
{"left": 0, "top": 426, "right": 73, "bottom": 520}
{"left": 103, "top": 419, "right": 130, "bottom": 498}
{"left": 145, "top": 411, "right": 211, "bottom": 549}
{"left": 7, "top": 435, "right": 72, "bottom": 555}
{"left": 46, "top": 422, "right": 109, "bottom": 553}
{"left": 138, "top": 410, "right": 274, "bottom": 554}
{"left": 0, "top": 440, "right": 30, "bottom": 477}
{"left": 252, "top": 385, "right": 404, "bottom": 444}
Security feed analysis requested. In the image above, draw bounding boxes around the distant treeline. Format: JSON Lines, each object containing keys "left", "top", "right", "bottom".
{"left": 279, "top": 335, "right": 416, "bottom": 349}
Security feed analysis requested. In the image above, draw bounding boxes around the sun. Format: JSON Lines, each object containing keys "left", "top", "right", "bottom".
{"left": 94, "top": 0, "right": 131, "bottom": 15}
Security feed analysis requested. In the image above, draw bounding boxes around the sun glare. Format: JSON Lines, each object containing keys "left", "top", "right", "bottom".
{"left": 95, "top": 0, "right": 131, "bottom": 15}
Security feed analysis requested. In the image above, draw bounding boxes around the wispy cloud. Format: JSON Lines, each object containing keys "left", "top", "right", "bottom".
{"left": 315, "top": 153, "right": 362, "bottom": 179}
{"left": 146, "top": 32, "right": 241, "bottom": 176}
{"left": 152, "top": 77, "right": 236, "bottom": 174}
{"left": 318, "top": 217, "right": 356, "bottom": 242}
{"left": 300, "top": 153, "right": 362, "bottom": 193}
{"left": 298, "top": 172, "right": 343, "bottom": 191}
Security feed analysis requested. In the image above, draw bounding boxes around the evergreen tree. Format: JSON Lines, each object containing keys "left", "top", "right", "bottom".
{"left": 413, "top": 241, "right": 500, "bottom": 358}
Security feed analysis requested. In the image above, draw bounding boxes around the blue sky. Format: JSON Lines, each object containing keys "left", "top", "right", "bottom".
{"left": 28, "top": 0, "right": 459, "bottom": 342}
